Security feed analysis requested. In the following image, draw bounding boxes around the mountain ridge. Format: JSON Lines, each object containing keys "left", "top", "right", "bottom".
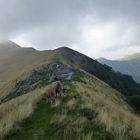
{"left": 0, "top": 41, "right": 140, "bottom": 140}
{"left": 122, "top": 53, "right": 140, "bottom": 60}
{"left": 98, "top": 55, "right": 140, "bottom": 83}
{"left": 0, "top": 41, "right": 140, "bottom": 99}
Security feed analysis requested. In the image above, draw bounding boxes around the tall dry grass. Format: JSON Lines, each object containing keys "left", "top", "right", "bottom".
{"left": 75, "top": 72, "right": 140, "bottom": 140}
{"left": 81, "top": 133, "right": 93, "bottom": 140}
{"left": 0, "top": 86, "right": 48, "bottom": 138}
{"left": 0, "top": 81, "right": 15, "bottom": 103}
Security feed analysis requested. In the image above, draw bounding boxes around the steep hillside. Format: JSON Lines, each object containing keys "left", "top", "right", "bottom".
{"left": 0, "top": 41, "right": 54, "bottom": 101}
{"left": 53, "top": 47, "right": 140, "bottom": 96}
{"left": 1, "top": 42, "right": 140, "bottom": 99}
{"left": 98, "top": 55, "right": 140, "bottom": 83}
{"left": 0, "top": 42, "right": 140, "bottom": 140}
{"left": 0, "top": 42, "right": 140, "bottom": 111}
{"left": 1, "top": 69, "right": 140, "bottom": 140}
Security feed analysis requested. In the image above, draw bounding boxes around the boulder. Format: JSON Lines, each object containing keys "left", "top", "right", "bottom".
{"left": 48, "top": 64, "right": 73, "bottom": 82}
{"left": 14, "top": 63, "right": 73, "bottom": 96}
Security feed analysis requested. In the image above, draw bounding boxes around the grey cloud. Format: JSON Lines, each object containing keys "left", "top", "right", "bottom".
{"left": 0, "top": 0, "right": 140, "bottom": 58}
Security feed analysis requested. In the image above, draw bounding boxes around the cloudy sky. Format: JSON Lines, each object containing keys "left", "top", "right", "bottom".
{"left": 0, "top": 0, "right": 140, "bottom": 59}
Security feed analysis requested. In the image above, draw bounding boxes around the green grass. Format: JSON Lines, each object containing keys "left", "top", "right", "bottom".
{"left": 3, "top": 81, "right": 113, "bottom": 140}
{"left": 2, "top": 64, "right": 81, "bottom": 104}
{"left": 3, "top": 98, "right": 54, "bottom": 140}
{"left": 127, "top": 95, "right": 140, "bottom": 114}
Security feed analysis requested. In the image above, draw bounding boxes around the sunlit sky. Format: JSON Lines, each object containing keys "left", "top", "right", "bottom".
{"left": 0, "top": 0, "right": 140, "bottom": 60}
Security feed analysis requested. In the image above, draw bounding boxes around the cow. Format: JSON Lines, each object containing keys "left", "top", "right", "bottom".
{"left": 46, "top": 81, "right": 66, "bottom": 104}
{"left": 46, "top": 87, "right": 56, "bottom": 104}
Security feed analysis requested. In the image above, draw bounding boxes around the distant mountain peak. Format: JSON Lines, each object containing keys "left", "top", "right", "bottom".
{"left": 0, "top": 40, "right": 21, "bottom": 49}
{"left": 122, "top": 53, "right": 140, "bottom": 60}
{"left": 98, "top": 54, "right": 140, "bottom": 83}
{"left": 0, "top": 40, "right": 37, "bottom": 52}
{"left": 97, "top": 57, "right": 108, "bottom": 61}
{"left": 54, "top": 46, "right": 72, "bottom": 51}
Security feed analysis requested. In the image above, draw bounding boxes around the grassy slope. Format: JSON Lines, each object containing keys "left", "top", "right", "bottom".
{"left": 0, "top": 42, "right": 140, "bottom": 139}
{"left": 54, "top": 47, "right": 140, "bottom": 96}
{"left": 2, "top": 70, "right": 140, "bottom": 140}
{"left": 0, "top": 42, "right": 55, "bottom": 101}
{"left": 54, "top": 47, "right": 140, "bottom": 112}
{"left": 2, "top": 82, "right": 112, "bottom": 140}
{"left": 4, "top": 97, "right": 111, "bottom": 140}
{"left": 1, "top": 42, "right": 140, "bottom": 101}
{"left": 1, "top": 42, "right": 140, "bottom": 114}
{"left": 0, "top": 86, "right": 49, "bottom": 138}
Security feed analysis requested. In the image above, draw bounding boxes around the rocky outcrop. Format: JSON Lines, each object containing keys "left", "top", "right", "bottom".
{"left": 14, "top": 63, "right": 73, "bottom": 96}
{"left": 15, "top": 79, "right": 31, "bottom": 96}
{"left": 48, "top": 64, "right": 73, "bottom": 82}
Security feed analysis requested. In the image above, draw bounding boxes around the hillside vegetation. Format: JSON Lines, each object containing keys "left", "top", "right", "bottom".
{"left": 0, "top": 42, "right": 140, "bottom": 101}
{"left": 0, "top": 86, "right": 48, "bottom": 138}
{"left": 0, "top": 41, "right": 140, "bottom": 140}
{"left": 53, "top": 47, "right": 140, "bottom": 112}
{"left": 54, "top": 47, "right": 140, "bottom": 96}
{"left": 1, "top": 70, "right": 140, "bottom": 140}
{"left": 0, "top": 41, "right": 54, "bottom": 101}
{"left": 98, "top": 54, "right": 140, "bottom": 83}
